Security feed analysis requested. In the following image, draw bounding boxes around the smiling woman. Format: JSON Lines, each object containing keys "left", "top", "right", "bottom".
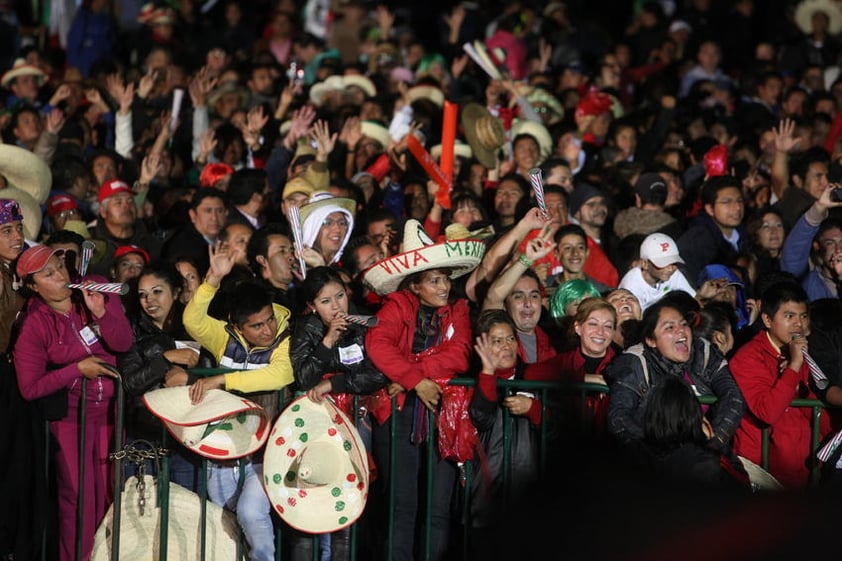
{"left": 605, "top": 298, "right": 746, "bottom": 454}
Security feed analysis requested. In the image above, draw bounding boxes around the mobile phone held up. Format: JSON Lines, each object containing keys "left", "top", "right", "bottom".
{"left": 831, "top": 188, "right": 842, "bottom": 202}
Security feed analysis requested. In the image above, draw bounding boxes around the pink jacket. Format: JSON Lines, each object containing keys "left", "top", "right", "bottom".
{"left": 14, "top": 281, "right": 133, "bottom": 408}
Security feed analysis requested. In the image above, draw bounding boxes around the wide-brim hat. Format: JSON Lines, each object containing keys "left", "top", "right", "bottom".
{"left": 91, "top": 475, "right": 239, "bottom": 561}
{"left": 510, "top": 119, "right": 552, "bottom": 164}
{"left": 299, "top": 191, "right": 356, "bottom": 226}
{"left": 795, "top": 0, "right": 842, "bottom": 34}
{"left": 143, "top": 387, "right": 270, "bottom": 460}
{"left": 407, "top": 84, "right": 445, "bottom": 107}
{"left": 363, "top": 219, "right": 485, "bottom": 295}
{"left": 309, "top": 75, "right": 346, "bottom": 106}
{"left": 460, "top": 103, "right": 506, "bottom": 169}
{"left": 298, "top": 192, "right": 356, "bottom": 260}
{"left": 525, "top": 87, "right": 565, "bottom": 125}
{"left": 1, "top": 58, "right": 46, "bottom": 88}
{"left": 431, "top": 139, "right": 472, "bottom": 160}
{"left": 263, "top": 396, "right": 369, "bottom": 533}
{"left": 360, "top": 120, "right": 391, "bottom": 149}
{"left": 738, "top": 456, "right": 783, "bottom": 490}
{"left": 0, "top": 144, "right": 51, "bottom": 240}
{"left": 206, "top": 81, "right": 249, "bottom": 111}
{"left": 343, "top": 74, "right": 377, "bottom": 98}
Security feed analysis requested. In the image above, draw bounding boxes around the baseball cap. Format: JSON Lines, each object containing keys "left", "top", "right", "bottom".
{"left": 16, "top": 244, "right": 63, "bottom": 278}
{"left": 97, "top": 179, "right": 132, "bottom": 204}
{"left": 47, "top": 194, "right": 79, "bottom": 217}
{"left": 113, "top": 244, "right": 151, "bottom": 264}
{"left": 640, "top": 233, "right": 684, "bottom": 268}
{"left": 634, "top": 172, "right": 668, "bottom": 205}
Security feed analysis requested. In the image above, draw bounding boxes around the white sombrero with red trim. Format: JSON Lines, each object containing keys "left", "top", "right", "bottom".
{"left": 143, "top": 387, "right": 270, "bottom": 459}
{"left": 263, "top": 396, "right": 369, "bottom": 533}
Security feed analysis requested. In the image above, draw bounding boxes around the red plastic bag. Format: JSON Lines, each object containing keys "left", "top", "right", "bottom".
{"left": 437, "top": 385, "right": 478, "bottom": 462}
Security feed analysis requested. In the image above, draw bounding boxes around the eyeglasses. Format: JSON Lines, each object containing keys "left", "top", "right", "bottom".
{"left": 322, "top": 218, "right": 349, "bottom": 229}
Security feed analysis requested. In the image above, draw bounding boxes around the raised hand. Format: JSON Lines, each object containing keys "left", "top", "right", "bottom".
{"left": 45, "top": 108, "right": 66, "bottom": 134}
{"left": 772, "top": 118, "right": 801, "bottom": 154}
{"left": 311, "top": 119, "right": 337, "bottom": 160}
{"left": 206, "top": 241, "right": 240, "bottom": 285}
{"left": 524, "top": 227, "right": 556, "bottom": 261}
{"left": 139, "top": 152, "right": 162, "bottom": 184}
{"left": 339, "top": 115, "right": 362, "bottom": 149}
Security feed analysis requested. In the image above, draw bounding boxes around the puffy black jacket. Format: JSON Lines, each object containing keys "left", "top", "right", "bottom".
{"left": 291, "top": 313, "right": 387, "bottom": 395}
{"left": 118, "top": 302, "right": 215, "bottom": 439}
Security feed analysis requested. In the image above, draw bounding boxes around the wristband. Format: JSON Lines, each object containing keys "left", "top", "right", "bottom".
{"left": 518, "top": 254, "right": 533, "bottom": 267}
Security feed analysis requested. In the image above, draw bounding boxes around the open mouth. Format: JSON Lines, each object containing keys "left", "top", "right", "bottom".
{"left": 675, "top": 337, "right": 689, "bottom": 354}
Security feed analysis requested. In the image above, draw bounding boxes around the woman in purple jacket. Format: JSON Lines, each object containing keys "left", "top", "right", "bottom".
{"left": 13, "top": 245, "right": 132, "bottom": 561}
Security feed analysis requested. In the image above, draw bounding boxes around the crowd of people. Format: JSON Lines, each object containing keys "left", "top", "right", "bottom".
{"left": 7, "top": 0, "right": 842, "bottom": 559}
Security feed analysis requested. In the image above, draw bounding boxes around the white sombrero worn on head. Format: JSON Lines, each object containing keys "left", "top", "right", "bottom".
{"left": 143, "top": 387, "right": 270, "bottom": 459}
{"left": 795, "top": 0, "right": 842, "bottom": 35}
{"left": 263, "top": 396, "right": 369, "bottom": 533}
{"left": 511, "top": 119, "right": 552, "bottom": 164}
{"left": 0, "top": 143, "right": 51, "bottom": 240}
{"left": 1, "top": 58, "right": 46, "bottom": 88}
{"left": 363, "top": 219, "right": 485, "bottom": 296}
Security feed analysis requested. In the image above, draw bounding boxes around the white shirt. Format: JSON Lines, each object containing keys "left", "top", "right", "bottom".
{"left": 618, "top": 267, "right": 696, "bottom": 311}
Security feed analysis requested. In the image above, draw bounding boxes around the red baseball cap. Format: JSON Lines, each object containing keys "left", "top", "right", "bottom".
{"left": 47, "top": 194, "right": 79, "bottom": 217}
{"left": 113, "top": 244, "right": 151, "bottom": 264}
{"left": 16, "top": 245, "right": 63, "bottom": 278}
{"left": 97, "top": 179, "right": 133, "bottom": 204}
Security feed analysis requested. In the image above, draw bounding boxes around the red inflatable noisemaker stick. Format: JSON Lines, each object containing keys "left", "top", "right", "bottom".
{"left": 407, "top": 134, "right": 452, "bottom": 209}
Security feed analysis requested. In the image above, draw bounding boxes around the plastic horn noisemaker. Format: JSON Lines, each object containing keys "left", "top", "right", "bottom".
{"left": 66, "top": 282, "right": 129, "bottom": 295}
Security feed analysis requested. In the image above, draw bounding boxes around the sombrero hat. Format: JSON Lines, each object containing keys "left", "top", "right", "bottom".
{"left": 525, "top": 87, "right": 565, "bottom": 125}
{"left": 1, "top": 58, "right": 46, "bottom": 88}
{"left": 363, "top": 218, "right": 485, "bottom": 296}
{"left": 343, "top": 74, "right": 377, "bottom": 98}
{"left": 460, "top": 103, "right": 506, "bottom": 169}
{"left": 430, "top": 139, "right": 473, "bottom": 160}
{"left": 510, "top": 119, "right": 553, "bottom": 163}
{"left": 206, "top": 81, "right": 249, "bottom": 111}
{"left": 0, "top": 143, "right": 51, "bottom": 240}
{"left": 309, "top": 75, "right": 346, "bottom": 106}
{"left": 91, "top": 475, "right": 239, "bottom": 561}
{"left": 737, "top": 456, "right": 784, "bottom": 491}
{"left": 360, "top": 120, "right": 391, "bottom": 149}
{"left": 263, "top": 396, "right": 369, "bottom": 533}
{"left": 407, "top": 84, "right": 445, "bottom": 107}
{"left": 142, "top": 387, "right": 270, "bottom": 460}
{"left": 795, "top": 0, "right": 842, "bottom": 34}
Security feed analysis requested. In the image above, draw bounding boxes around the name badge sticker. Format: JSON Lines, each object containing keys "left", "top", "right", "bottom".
{"left": 338, "top": 343, "right": 364, "bottom": 365}
{"left": 79, "top": 325, "right": 99, "bottom": 347}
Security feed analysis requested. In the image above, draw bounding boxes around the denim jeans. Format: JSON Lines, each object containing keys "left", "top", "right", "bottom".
{"left": 207, "top": 460, "right": 274, "bottom": 561}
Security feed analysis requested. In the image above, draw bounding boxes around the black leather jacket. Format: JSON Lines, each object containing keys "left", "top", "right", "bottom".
{"left": 291, "top": 313, "right": 387, "bottom": 395}
{"left": 119, "top": 302, "right": 215, "bottom": 440}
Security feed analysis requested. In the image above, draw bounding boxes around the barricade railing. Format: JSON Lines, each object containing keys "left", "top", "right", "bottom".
{"left": 54, "top": 372, "right": 829, "bottom": 560}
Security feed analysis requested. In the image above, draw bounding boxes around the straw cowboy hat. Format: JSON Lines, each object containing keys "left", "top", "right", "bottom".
{"left": 510, "top": 118, "right": 553, "bottom": 163}
{"left": 206, "top": 81, "right": 249, "bottom": 111}
{"left": 363, "top": 218, "right": 485, "bottom": 295}
{"left": 460, "top": 102, "right": 506, "bottom": 169}
{"left": 343, "top": 74, "right": 377, "bottom": 98}
{"left": 795, "top": 0, "right": 842, "bottom": 34}
{"left": 1, "top": 58, "right": 46, "bottom": 88}
{"left": 298, "top": 191, "right": 356, "bottom": 264}
{"left": 91, "top": 475, "right": 239, "bottom": 561}
{"left": 407, "top": 84, "right": 445, "bottom": 107}
{"left": 143, "top": 387, "right": 270, "bottom": 460}
{"left": 263, "top": 396, "right": 369, "bottom": 533}
{"left": 309, "top": 75, "right": 346, "bottom": 106}
{"left": 0, "top": 143, "right": 51, "bottom": 240}
{"left": 360, "top": 120, "right": 391, "bottom": 149}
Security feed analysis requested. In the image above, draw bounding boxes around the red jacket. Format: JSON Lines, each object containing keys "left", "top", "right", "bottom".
{"left": 517, "top": 325, "right": 557, "bottom": 365}
{"left": 366, "top": 290, "right": 472, "bottom": 414}
{"left": 730, "top": 330, "right": 830, "bottom": 489}
{"left": 584, "top": 237, "right": 619, "bottom": 288}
